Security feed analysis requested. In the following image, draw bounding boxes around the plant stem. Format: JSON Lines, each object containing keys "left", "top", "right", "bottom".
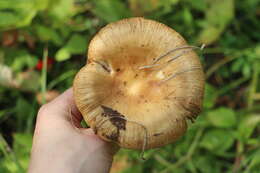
{"left": 203, "top": 47, "right": 223, "bottom": 54}
{"left": 157, "top": 128, "right": 204, "bottom": 173}
{"left": 247, "top": 63, "right": 259, "bottom": 109}
{"left": 41, "top": 45, "right": 48, "bottom": 104}
{"left": 47, "top": 69, "right": 76, "bottom": 90}
{"left": 172, "top": 128, "right": 204, "bottom": 167}
{"left": 154, "top": 154, "right": 173, "bottom": 168}
{"left": 187, "top": 160, "right": 198, "bottom": 173}
{"left": 232, "top": 141, "right": 243, "bottom": 173}
{"left": 216, "top": 77, "right": 249, "bottom": 96}
{"left": 205, "top": 56, "right": 236, "bottom": 79}
{"left": 26, "top": 100, "right": 37, "bottom": 133}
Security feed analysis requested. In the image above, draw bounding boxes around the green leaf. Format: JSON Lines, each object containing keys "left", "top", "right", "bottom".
{"left": 182, "top": 8, "right": 193, "bottom": 25}
{"left": 65, "top": 34, "right": 87, "bottom": 54}
{"left": 246, "top": 149, "right": 260, "bottom": 171}
{"left": 13, "top": 133, "right": 32, "bottom": 155}
{"left": 242, "top": 63, "right": 251, "bottom": 78}
{"left": 197, "top": 0, "right": 234, "bottom": 44}
{"left": 193, "top": 114, "right": 210, "bottom": 128}
{"left": 129, "top": 0, "right": 179, "bottom": 15}
{"left": 35, "top": 0, "right": 51, "bottom": 10}
{"left": 0, "top": 0, "right": 50, "bottom": 30}
{"left": 238, "top": 114, "right": 260, "bottom": 140}
{"left": 35, "top": 25, "right": 63, "bottom": 45}
{"left": 231, "top": 59, "right": 244, "bottom": 73}
{"left": 198, "top": 26, "right": 223, "bottom": 44}
{"left": 15, "top": 98, "right": 33, "bottom": 130}
{"left": 11, "top": 51, "right": 37, "bottom": 72}
{"left": 246, "top": 138, "right": 260, "bottom": 146}
{"left": 0, "top": 166, "right": 8, "bottom": 173}
{"left": 55, "top": 34, "right": 87, "bottom": 61}
{"left": 200, "top": 129, "right": 235, "bottom": 153}
{"left": 207, "top": 107, "right": 236, "bottom": 128}
{"left": 193, "top": 155, "right": 221, "bottom": 173}
{"left": 92, "top": 0, "right": 131, "bottom": 23}
{"left": 15, "top": 98, "right": 31, "bottom": 118}
{"left": 2, "top": 159, "right": 19, "bottom": 173}
{"left": 186, "top": 0, "right": 207, "bottom": 11}
{"left": 48, "top": 0, "right": 74, "bottom": 20}
{"left": 55, "top": 48, "right": 71, "bottom": 61}
{"left": 203, "top": 84, "right": 217, "bottom": 109}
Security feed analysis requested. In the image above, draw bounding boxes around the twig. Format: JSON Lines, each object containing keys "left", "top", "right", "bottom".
{"left": 205, "top": 56, "right": 236, "bottom": 79}
{"left": 154, "top": 154, "right": 173, "bottom": 169}
{"left": 216, "top": 77, "right": 249, "bottom": 96}
{"left": 41, "top": 45, "right": 48, "bottom": 104}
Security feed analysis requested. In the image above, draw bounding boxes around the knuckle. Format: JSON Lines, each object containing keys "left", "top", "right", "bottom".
{"left": 37, "top": 103, "right": 50, "bottom": 121}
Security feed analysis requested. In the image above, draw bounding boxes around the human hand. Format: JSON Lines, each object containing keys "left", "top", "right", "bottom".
{"left": 28, "top": 88, "right": 118, "bottom": 173}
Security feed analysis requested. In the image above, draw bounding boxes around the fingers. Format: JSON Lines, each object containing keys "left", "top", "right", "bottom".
{"left": 38, "top": 88, "right": 120, "bottom": 155}
{"left": 80, "top": 128, "right": 120, "bottom": 156}
{"left": 38, "top": 88, "right": 83, "bottom": 126}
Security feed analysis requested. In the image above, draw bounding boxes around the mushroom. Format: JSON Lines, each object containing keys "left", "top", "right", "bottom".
{"left": 73, "top": 17, "right": 205, "bottom": 151}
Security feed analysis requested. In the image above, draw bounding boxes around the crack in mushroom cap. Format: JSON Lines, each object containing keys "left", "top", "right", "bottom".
{"left": 73, "top": 17, "right": 205, "bottom": 150}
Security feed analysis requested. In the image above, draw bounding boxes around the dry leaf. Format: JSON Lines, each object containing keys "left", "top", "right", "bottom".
{"left": 36, "top": 90, "right": 60, "bottom": 105}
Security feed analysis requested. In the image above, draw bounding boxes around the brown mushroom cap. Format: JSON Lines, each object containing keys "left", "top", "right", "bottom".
{"left": 73, "top": 17, "right": 205, "bottom": 150}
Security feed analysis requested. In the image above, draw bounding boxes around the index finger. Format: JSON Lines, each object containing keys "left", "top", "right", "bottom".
{"left": 38, "top": 88, "right": 83, "bottom": 127}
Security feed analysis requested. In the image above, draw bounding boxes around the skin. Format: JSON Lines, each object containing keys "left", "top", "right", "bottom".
{"left": 28, "top": 88, "right": 118, "bottom": 173}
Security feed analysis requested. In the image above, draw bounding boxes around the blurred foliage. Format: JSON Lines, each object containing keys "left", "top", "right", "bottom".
{"left": 1, "top": 0, "right": 260, "bottom": 172}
